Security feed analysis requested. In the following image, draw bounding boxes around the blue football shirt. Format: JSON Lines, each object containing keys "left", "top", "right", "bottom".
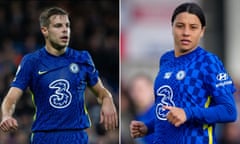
{"left": 11, "top": 47, "right": 99, "bottom": 132}
{"left": 149, "top": 47, "right": 237, "bottom": 144}
{"left": 135, "top": 105, "right": 155, "bottom": 144}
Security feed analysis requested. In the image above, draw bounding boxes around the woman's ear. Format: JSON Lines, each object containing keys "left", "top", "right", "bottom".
{"left": 200, "top": 26, "right": 206, "bottom": 38}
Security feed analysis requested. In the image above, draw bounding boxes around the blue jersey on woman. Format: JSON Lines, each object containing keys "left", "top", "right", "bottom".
{"left": 11, "top": 47, "right": 99, "bottom": 143}
{"left": 146, "top": 47, "right": 237, "bottom": 144}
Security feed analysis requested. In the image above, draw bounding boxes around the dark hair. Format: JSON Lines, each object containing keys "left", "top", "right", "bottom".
{"left": 39, "top": 7, "right": 68, "bottom": 27}
{"left": 171, "top": 3, "right": 206, "bottom": 27}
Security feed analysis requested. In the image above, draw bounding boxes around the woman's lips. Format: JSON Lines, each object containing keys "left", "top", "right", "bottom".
{"left": 181, "top": 39, "right": 191, "bottom": 45}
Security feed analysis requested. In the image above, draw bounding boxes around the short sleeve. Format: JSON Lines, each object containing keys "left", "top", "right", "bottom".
{"left": 11, "top": 55, "right": 33, "bottom": 91}
{"left": 82, "top": 51, "right": 99, "bottom": 87}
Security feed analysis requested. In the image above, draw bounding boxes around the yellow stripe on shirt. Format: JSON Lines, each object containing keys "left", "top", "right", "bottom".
{"left": 203, "top": 96, "right": 213, "bottom": 144}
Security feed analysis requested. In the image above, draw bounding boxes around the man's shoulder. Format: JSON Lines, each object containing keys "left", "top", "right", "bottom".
{"left": 68, "top": 48, "right": 90, "bottom": 56}
{"left": 68, "top": 48, "right": 93, "bottom": 62}
{"left": 22, "top": 48, "right": 44, "bottom": 61}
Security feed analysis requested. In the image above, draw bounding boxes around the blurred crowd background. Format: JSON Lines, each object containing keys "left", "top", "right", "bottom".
{"left": 0, "top": 0, "right": 119, "bottom": 144}
{"left": 121, "top": 0, "right": 240, "bottom": 144}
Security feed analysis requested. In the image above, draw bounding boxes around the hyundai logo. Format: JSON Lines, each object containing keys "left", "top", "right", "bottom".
{"left": 216, "top": 73, "right": 228, "bottom": 81}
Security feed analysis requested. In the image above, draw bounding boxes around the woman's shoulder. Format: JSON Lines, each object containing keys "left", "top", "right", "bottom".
{"left": 158, "top": 50, "right": 174, "bottom": 66}
{"left": 161, "top": 49, "right": 174, "bottom": 59}
{"left": 198, "top": 47, "right": 222, "bottom": 64}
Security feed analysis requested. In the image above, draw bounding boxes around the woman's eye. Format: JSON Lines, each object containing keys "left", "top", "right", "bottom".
{"left": 176, "top": 25, "right": 183, "bottom": 28}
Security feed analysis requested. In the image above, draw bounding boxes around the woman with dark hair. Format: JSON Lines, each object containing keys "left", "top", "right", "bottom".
{"left": 130, "top": 2, "right": 237, "bottom": 144}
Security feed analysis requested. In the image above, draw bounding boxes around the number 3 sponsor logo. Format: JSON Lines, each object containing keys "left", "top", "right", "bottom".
{"left": 155, "top": 85, "right": 175, "bottom": 120}
{"left": 49, "top": 79, "right": 72, "bottom": 109}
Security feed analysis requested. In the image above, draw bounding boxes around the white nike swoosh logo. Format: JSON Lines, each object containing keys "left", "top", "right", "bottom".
{"left": 38, "top": 71, "right": 48, "bottom": 75}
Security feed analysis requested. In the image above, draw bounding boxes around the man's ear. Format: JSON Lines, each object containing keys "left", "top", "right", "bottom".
{"left": 41, "top": 27, "right": 48, "bottom": 37}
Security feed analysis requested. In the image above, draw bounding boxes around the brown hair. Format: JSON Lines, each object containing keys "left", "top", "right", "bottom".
{"left": 39, "top": 7, "right": 68, "bottom": 27}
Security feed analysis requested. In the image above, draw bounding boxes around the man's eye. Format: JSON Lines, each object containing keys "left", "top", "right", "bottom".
{"left": 54, "top": 24, "right": 62, "bottom": 27}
